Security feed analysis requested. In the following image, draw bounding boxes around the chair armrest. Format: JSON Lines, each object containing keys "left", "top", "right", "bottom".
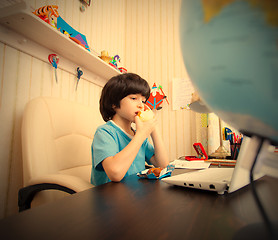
{"left": 18, "top": 174, "right": 93, "bottom": 212}
{"left": 18, "top": 183, "right": 75, "bottom": 212}
{"left": 28, "top": 174, "right": 93, "bottom": 192}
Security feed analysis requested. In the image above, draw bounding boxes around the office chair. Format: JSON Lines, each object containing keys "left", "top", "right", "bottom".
{"left": 19, "top": 97, "right": 97, "bottom": 211}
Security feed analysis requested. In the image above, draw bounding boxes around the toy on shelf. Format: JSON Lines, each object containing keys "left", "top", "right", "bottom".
{"left": 57, "top": 16, "right": 90, "bottom": 51}
{"left": 76, "top": 67, "right": 83, "bottom": 91}
{"left": 118, "top": 67, "right": 127, "bottom": 73}
{"left": 109, "top": 55, "right": 120, "bottom": 69}
{"left": 99, "top": 51, "right": 127, "bottom": 73}
{"left": 99, "top": 50, "right": 112, "bottom": 64}
{"left": 112, "top": 55, "right": 127, "bottom": 73}
{"left": 48, "top": 53, "right": 59, "bottom": 83}
{"left": 33, "top": 5, "right": 90, "bottom": 51}
{"left": 33, "top": 5, "right": 59, "bottom": 28}
{"left": 146, "top": 83, "right": 169, "bottom": 110}
{"left": 110, "top": 55, "right": 127, "bottom": 73}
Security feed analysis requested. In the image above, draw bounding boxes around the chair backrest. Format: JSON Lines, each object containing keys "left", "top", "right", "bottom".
{"left": 21, "top": 97, "right": 98, "bottom": 186}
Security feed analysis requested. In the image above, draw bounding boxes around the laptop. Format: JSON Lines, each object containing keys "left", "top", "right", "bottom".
{"left": 162, "top": 136, "right": 265, "bottom": 194}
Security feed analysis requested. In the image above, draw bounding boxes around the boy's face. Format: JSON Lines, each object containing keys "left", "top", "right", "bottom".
{"left": 114, "top": 94, "right": 146, "bottom": 122}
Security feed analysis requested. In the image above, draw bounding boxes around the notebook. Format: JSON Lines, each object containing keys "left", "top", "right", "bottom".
{"left": 162, "top": 137, "right": 265, "bottom": 194}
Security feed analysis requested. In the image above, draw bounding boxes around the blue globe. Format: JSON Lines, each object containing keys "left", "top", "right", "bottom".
{"left": 180, "top": 0, "right": 278, "bottom": 143}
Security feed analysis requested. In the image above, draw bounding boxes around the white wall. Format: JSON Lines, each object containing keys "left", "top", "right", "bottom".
{"left": 0, "top": 0, "right": 205, "bottom": 219}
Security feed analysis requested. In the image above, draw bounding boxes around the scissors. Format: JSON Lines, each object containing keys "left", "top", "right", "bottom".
{"left": 76, "top": 67, "right": 83, "bottom": 91}
{"left": 48, "top": 54, "right": 59, "bottom": 83}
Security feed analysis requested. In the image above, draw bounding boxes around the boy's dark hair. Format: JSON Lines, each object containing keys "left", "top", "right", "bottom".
{"left": 100, "top": 73, "right": 150, "bottom": 122}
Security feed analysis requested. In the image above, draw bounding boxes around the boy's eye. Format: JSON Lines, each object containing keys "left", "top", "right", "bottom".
{"left": 129, "top": 95, "right": 145, "bottom": 102}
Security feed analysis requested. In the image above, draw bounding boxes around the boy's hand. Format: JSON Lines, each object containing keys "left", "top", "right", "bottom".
{"left": 135, "top": 114, "right": 157, "bottom": 139}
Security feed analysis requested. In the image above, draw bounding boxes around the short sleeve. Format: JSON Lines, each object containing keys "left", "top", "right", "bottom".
{"left": 92, "top": 128, "right": 119, "bottom": 170}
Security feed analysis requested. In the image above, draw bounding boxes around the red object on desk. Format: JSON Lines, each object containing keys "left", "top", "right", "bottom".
{"left": 185, "top": 143, "right": 208, "bottom": 161}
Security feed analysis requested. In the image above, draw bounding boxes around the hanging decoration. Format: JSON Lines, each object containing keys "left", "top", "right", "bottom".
{"left": 48, "top": 54, "right": 59, "bottom": 83}
{"left": 146, "top": 83, "right": 169, "bottom": 110}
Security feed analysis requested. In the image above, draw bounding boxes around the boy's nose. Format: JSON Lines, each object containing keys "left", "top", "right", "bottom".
{"left": 138, "top": 102, "right": 144, "bottom": 109}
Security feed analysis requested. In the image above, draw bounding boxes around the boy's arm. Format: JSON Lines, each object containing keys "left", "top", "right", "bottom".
{"left": 102, "top": 131, "right": 146, "bottom": 182}
{"left": 102, "top": 116, "right": 157, "bottom": 182}
{"left": 149, "top": 126, "right": 169, "bottom": 168}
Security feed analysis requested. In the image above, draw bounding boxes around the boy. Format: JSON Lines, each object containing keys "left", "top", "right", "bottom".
{"left": 91, "top": 73, "right": 169, "bottom": 186}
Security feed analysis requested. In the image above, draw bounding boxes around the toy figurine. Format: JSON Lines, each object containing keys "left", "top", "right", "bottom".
{"left": 109, "top": 55, "right": 120, "bottom": 69}
{"left": 99, "top": 51, "right": 112, "bottom": 64}
{"left": 146, "top": 83, "right": 169, "bottom": 110}
{"left": 108, "top": 55, "right": 127, "bottom": 73}
{"left": 33, "top": 5, "right": 59, "bottom": 28}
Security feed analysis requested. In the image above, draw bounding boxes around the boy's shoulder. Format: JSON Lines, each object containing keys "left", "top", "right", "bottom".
{"left": 96, "top": 121, "right": 117, "bottom": 133}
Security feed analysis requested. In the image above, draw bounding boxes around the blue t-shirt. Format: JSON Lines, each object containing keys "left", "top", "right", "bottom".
{"left": 91, "top": 121, "right": 154, "bottom": 186}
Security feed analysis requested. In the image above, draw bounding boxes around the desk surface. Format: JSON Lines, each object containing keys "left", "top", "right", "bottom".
{"left": 1, "top": 170, "right": 278, "bottom": 240}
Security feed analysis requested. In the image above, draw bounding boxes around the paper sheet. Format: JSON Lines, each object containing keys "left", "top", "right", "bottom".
{"left": 172, "top": 159, "right": 211, "bottom": 169}
{"left": 171, "top": 78, "right": 195, "bottom": 110}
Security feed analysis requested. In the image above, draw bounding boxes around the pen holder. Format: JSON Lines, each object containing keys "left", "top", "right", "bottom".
{"left": 230, "top": 143, "right": 241, "bottom": 160}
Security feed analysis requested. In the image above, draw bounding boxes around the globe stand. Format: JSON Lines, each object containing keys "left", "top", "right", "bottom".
{"left": 210, "top": 117, "right": 230, "bottom": 159}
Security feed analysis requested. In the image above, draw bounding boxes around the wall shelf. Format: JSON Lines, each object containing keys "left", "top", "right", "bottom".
{"left": 0, "top": 1, "right": 120, "bottom": 82}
